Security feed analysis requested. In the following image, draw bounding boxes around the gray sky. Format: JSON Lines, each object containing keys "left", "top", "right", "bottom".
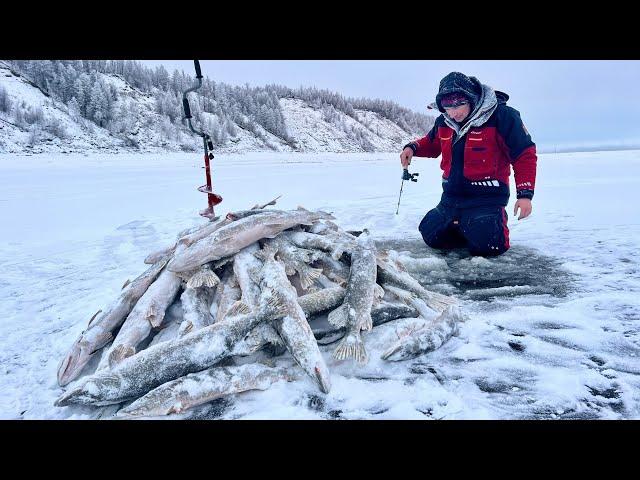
{"left": 141, "top": 60, "right": 640, "bottom": 150}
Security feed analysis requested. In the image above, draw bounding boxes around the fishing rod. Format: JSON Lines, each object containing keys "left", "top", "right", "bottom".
{"left": 182, "top": 60, "right": 222, "bottom": 220}
{"left": 395, "top": 167, "right": 419, "bottom": 214}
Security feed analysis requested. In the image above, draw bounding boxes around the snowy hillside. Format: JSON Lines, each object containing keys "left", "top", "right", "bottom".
{"left": 0, "top": 61, "right": 432, "bottom": 155}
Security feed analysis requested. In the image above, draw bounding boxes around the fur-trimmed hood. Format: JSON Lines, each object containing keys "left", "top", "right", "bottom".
{"left": 442, "top": 83, "right": 509, "bottom": 142}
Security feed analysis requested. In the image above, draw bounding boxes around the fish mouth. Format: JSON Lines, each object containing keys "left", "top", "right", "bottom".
{"left": 57, "top": 345, "right": 91, "bottom": 387}
{"left": 314, "top": 366, "right": 331, "bottom": 394}
{"left": 54, "top": 385, "right": 84, "bottom": 407}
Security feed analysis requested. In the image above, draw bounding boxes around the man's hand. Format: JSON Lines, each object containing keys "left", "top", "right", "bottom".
{"left": 514, "top": 198, "right": 532, "bottom": 220}
{"left": 400, "top": 147, "right": 413, "bottom": 169}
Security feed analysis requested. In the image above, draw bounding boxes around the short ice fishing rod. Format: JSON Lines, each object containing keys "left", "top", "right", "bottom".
{"left": 395, "top": 167, "right": 419, "bottom": 214}
{"left": 182, "top": 60, "right": 223, "bottom": 220}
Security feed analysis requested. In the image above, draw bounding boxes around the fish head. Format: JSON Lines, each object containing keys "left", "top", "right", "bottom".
{"left": 57, "top": 337, "right": 103, "bottom": 387}
{"left": 54, "top": 380, "right": 100, "bottom": 407}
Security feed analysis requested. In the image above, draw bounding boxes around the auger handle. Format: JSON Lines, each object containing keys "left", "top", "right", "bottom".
{"left": 183, "top": 98, "right": 192, "bottom": 119}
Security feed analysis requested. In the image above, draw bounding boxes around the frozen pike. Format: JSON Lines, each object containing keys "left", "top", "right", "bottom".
{"left": 328, "top": 231, "right": 379, "bottom": 363}
{"left": 154, "top": 196, "right": 283, "bottom": 258}
{"left": 54, "top": 288, "right": 288, "bottom": 407}
{"left": 234, "top": 285, "right": 346, "bottom": 356}
{"left": 313, "top": 252, "right": 350, "bottom": 287}
{"left": 144, "top": 244, "right": 177, "bottom": 265}
{"left": 105, "top": 266, "right": 183, "bottom": 367}
{"left": 282, "top": 231, "right": 348, "bottom": 261}
{"left": 143, "top": 219, "right": 223, "bottom": 264}
{"left": 57, "top": 256, "right": 170, "bottom": 386}
{"left": 229, "top": 243, "right": 284, "bottom": 354}
{"left": 298, "top": 286, "right": 346, "bottom": 315}
{"left": 230, "top": 243, "right": 262, "bottom": 315}
{"left": 117, "top": 364, "right": 294, "bottom": 418}
{"left": 313, "top": 301, "right": 419, "bottom": 345}
{"left": 177, "top": 284, "right": 216, "bottom": 337}
{"left": 376, "top": 255, "right": 457, "bottom": 313}
{"left": 262, "top": 235, "right": 323, "bottom": 290}
{"left": 177, "top": 216, "right": 232, "bottom": 248}
{"left": 255, "top": 246, "right": 332, "bottom": 394}
{"left": 382, "top": 283, "right": 437, "bottom": 320}
{"left": 215, "top": 272, "right": 241, "bottom": 322}
{"left": 381, "top": 305, "right": 467, "bottom": 361}
{"left": 226, "top": 209, "right": 287, "bottom": 220}
{"left": 167, "top": 208, "right": 334, "bottom": 273}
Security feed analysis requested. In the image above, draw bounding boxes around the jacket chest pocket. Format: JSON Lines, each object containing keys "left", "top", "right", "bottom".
{"left": 439, "top": 135, "right": 453, "bottom": 174}
{"left": 463, "top": 129, "right": 496, "bottom": 180}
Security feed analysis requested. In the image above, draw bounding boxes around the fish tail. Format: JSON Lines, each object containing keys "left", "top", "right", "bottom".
{"left": 187, "top": 269, "right": 220, "bottom": 289}
{"left": 333, "top": 332, "right": 368, "bottom": 364}
{"left": 298, "top": 266, "right": 323, "bottom": 290}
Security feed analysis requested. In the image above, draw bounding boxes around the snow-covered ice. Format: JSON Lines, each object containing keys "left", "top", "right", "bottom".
{"left": 1, "top": 149, "right": 639, "bottom": 419}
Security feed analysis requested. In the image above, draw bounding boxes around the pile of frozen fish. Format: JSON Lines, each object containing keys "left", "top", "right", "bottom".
{"left": 55, "top": 198, "right": 465, "bottom": 417}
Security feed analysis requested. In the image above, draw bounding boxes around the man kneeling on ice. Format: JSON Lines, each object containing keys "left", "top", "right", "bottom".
{"left": 400, "top": 72, "right": 537, "bottom": 257}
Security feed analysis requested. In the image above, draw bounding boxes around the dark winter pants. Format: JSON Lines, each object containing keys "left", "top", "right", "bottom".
{"left": 418, "top": 203, "right": 510, "bottom": 257}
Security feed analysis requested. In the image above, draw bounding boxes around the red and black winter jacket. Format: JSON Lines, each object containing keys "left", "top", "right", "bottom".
{"left": 405, "top": 95, "right": 537, "bottom": 208}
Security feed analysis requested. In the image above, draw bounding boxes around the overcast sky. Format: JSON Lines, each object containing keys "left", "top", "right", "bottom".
{"left": 141, "top": 60, "right": 640, "bottom": 150}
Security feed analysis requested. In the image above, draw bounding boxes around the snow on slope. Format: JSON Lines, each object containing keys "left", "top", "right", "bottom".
{"left": 280, "top": 98, "right": 415, "bottom": 152}
{"left": 0, "top": 63, "right": 122, "bottom": 154}
{"left": 1, "top": 64, "right": 424, "bottom": 155}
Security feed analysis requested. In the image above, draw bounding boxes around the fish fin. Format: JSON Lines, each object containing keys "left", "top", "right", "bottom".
{"left": 227, "top": 301, "right": 252, "bottom": 317}
{"left": 254, "top": 244, "right": 277, "bottom": 262}
{"left": 145, "top": 305, "right": 165, "bottom": 328}
{"left": 187, "top": 268, "right": 220, "bottom": 289}
{"left": 327, "top": 304, "right": 348, "bottom": 328}
{"left": 108, "top": 345, "right": 135, "bottom": 367}
{"left": 333, "top": 332, "right": 368, "bottom": 364}
{"left": 87, "top": 309, "right": 103, "bottom": 328}
{"left": 260, "top": 288, "right": 289, "bottom": 320}
{"left": 298, "top": 266, "right": 323, "bottom": 290}
{"left": 121, "top": 279, "right": 131, "bottom": 290}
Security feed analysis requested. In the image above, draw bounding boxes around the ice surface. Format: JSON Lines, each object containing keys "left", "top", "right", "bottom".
{"left": 1, "top": 149, "right": 639, "bottom": 419}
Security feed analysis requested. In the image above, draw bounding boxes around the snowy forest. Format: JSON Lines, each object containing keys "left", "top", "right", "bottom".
{"left": 0, "top": 60, "right": 435, "bottom": 153}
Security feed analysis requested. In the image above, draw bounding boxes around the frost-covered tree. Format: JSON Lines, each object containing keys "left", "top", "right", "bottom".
{"left": 0, "top": 86, "right": 12, "bottom": 113}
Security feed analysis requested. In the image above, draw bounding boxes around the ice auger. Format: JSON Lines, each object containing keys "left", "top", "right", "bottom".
{"left": 182, "top": 60, "right": 223, "bottom": 220}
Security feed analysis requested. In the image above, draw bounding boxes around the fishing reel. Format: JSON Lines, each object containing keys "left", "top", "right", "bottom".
{"left": 402, "top": 169, "right": 419, "bottom": 182}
